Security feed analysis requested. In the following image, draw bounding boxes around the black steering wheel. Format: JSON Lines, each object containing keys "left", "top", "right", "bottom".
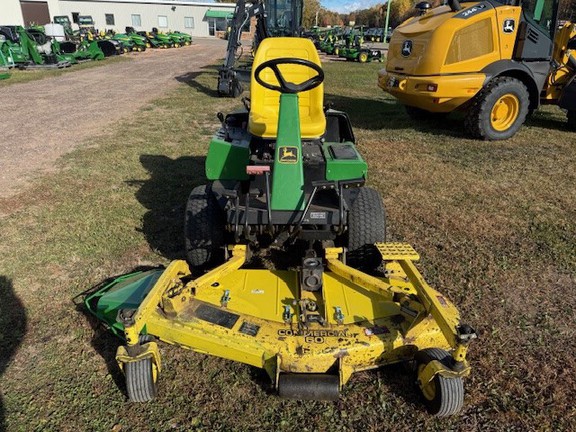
{"left": 254, "top": 57, "right": 324, "bottom": 94}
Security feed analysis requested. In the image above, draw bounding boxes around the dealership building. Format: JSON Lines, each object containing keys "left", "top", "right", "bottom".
{"left": 2, "top": 0, "right": 236, "bottom": 37}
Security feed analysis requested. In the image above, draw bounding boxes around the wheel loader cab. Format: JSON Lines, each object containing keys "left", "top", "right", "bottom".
{"left": 248, "top": 37, "right": 326, "bottom": 139}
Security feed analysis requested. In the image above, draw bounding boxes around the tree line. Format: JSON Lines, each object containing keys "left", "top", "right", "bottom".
{"left": 214, "top": 0, "right": 576, "bottom": 29}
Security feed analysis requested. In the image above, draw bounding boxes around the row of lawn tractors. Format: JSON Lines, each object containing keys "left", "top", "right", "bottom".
{"left": 52, "top": 15, "right": 192, "bottom": 52}
{"left": 0, "top": 22, "right": 192, "bottom": 73}
{"left": 97, "top": 27, "right": 193, "bottom": 52}
{"left": 316, "top": 26, "right": 383, "bottom": 63}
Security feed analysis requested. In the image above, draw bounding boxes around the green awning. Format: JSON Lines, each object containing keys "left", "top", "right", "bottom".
{"left": 205, "top": 10, "right": 233, "bottom": 19}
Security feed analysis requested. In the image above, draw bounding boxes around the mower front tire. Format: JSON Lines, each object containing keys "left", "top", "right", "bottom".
{"left": 125, "top": 357, "right": 157, "bottom": 402}
{"left": 185, "top": 184, "right": 225, "bottom": 271}
{"left": 347, "top": 187, "right": 386, "bottom": 271}
{"left": 415, "top": 348, "right": 464, "bottom": 417}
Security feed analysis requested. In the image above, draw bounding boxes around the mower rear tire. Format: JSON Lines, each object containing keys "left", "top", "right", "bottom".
{"left": 347, "top": 187, "right": 386, "bottom": 271}
{"left": 464, "top": 76, "right": 529, "bottom": 140}
{"left": 415, "top": 348, "right": 464, "bottom": 417}
{"left": 125, "top": 357, "right": 157, "bottom": 402}
{"left": 567, "top": 110, "right": 576, "bottom": 130}
{"left": 185, "top": 184, "right": 225, "bottom": 270}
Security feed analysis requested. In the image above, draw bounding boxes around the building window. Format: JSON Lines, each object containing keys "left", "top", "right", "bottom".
{"left": 105, "top": 14, "right": 115, "bottom": 26}
{"left": 184, "top": 17, "right": 194, "bottom": 29}
{"left": 158, "top": 15, "right": 168, "bottom": 28}
{"left": 72, "top": 12, "right": 79, "bottom": 24}
{"left": 207, "top": 18, "right": 229, "bottom": 36}
{"left": 131, "top": 14, "right": 141, "bottom": 27}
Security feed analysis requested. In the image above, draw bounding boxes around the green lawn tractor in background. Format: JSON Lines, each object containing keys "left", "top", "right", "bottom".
{"left": 98, "top": 30, "right": 134, "bottom": 53}
{"left": 111, "top": 28, "right": 147, "bottom": 52}
{"left": 319, "top": 30, "right": 343, "bottom": 55}
{"left": 338, "top": 32, "right": 383, "bottom": 63}
{"left": 169, "top": 30, "right": 192, "bottom": 46}
{"left": 148, "top": 28, "right": 175, "bottom": 48}
{"left": 166, "top": 31, "right": 185, "bottom": 47}
{"left": 125, "top": 27, "right": 154, "bottom": 49}
{"left": 136, "top": 31, "right": 160, "bottom": 48}
{"left": 85, "top": 37, "right": 476, "bottom": 415}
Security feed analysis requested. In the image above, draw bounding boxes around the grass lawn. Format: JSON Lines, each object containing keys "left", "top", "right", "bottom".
{"left": 0, "top": 59, "right": 575, "bottom": 431}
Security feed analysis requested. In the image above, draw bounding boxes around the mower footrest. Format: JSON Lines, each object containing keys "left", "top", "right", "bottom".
{"left": 376, "top": 242, "right": 420, "bottom": 261}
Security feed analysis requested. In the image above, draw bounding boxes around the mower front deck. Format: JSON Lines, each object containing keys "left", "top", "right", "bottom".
{"left": 87, "top": 243, "right": 475, "bottom": 403}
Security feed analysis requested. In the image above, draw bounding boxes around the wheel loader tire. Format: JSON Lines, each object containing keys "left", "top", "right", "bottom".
{"left": 347, "top": 187, "right": 386, "bottom": 271}
{"left": 125, "top": 357, "right": 157, "bottom": 402}
{"left": 185, "top": 183, "right": 225, "bottom": 270}
{"left": 567, "top": 110, "right": 576, "bottom": 130}
{"left": 415, "top": 348, "right": 464, "bottom": 417}
{"left": 464, "top": 76, "right": 529, "bottom": 140}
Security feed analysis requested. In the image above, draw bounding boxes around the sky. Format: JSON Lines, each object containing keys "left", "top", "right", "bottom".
{"left": 320, "top": 0, "right": 382, "bottom": 14}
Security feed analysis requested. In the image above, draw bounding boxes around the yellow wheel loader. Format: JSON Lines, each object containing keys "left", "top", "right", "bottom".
{"left": 378, "top": 0, "right": 576, "bottom": 140}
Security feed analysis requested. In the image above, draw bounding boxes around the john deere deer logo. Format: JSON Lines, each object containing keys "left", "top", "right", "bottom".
{"left": 279, "top": 146, "right": 298, "bottom": 163}
{"left": 503, "top": 19, "right": 515, "bottom": 33}
{"left": 401, "top": 40, "right": 413, "bottom": 57}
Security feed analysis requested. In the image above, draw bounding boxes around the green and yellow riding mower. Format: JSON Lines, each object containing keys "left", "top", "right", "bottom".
{"left": 338, "top": 33, "right": 383, "bottom": 63}
{"left": 113, "top": 28, "right": 148, "bottom": 52}
{"left": 86, "top": 37, "right": 476, "bottom": 415}
{"left": 147, "top": 28, "right": 175, "bottom": 49}
{"left": 165, "top": 31, "right": 185, "bottom": 48}
{"left": 169, "top": 31, "right": 192, "bottom": 46}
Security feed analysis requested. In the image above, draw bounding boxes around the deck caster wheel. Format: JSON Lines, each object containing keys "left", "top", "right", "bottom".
{"left": 125, "top": 357, "right": 158, "bottom": 402}
{"left": 415, "top": 348, "right": 464, "bottom": 417}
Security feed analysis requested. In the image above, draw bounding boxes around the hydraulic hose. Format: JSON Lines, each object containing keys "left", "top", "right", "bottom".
{"left": 448, "top": 0, "right": 463, "bottom": 11}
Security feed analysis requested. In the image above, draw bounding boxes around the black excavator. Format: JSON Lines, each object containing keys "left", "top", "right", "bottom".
{"left": 217, "top": 0, "right": 303, "bottom": 97}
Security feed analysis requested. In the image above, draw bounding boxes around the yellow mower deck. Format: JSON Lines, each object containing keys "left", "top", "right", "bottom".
{"left": 115, "top": 243, "right": 474, "bottom": 402}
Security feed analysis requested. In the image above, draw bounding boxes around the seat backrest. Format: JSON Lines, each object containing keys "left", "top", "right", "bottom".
{"left": 249, "top": 37, "right": 325, "bottom": 139}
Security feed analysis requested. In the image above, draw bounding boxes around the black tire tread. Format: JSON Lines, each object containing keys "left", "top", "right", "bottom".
{"left": 463, "top": 76, "right": 529, "bottom": 140}
{"left": 347, "top": 187, "right": 386, "bottom": 270}
{"left": 125, "top": 358, "right": 157, "bottom": 403}
{"left": 416, "top": 348, "right": 464, "bottom": 417}
{"left": 184, "top": 184, "right": 225, "bottom": 270}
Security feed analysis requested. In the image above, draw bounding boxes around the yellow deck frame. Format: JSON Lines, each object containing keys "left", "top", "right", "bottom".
{"left": 116, "top": 243, "right": 473, "bottom": 389}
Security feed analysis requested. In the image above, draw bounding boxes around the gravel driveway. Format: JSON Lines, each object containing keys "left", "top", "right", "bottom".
{"left": 0, "top": 37, "right": 226, "bottom": 198}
